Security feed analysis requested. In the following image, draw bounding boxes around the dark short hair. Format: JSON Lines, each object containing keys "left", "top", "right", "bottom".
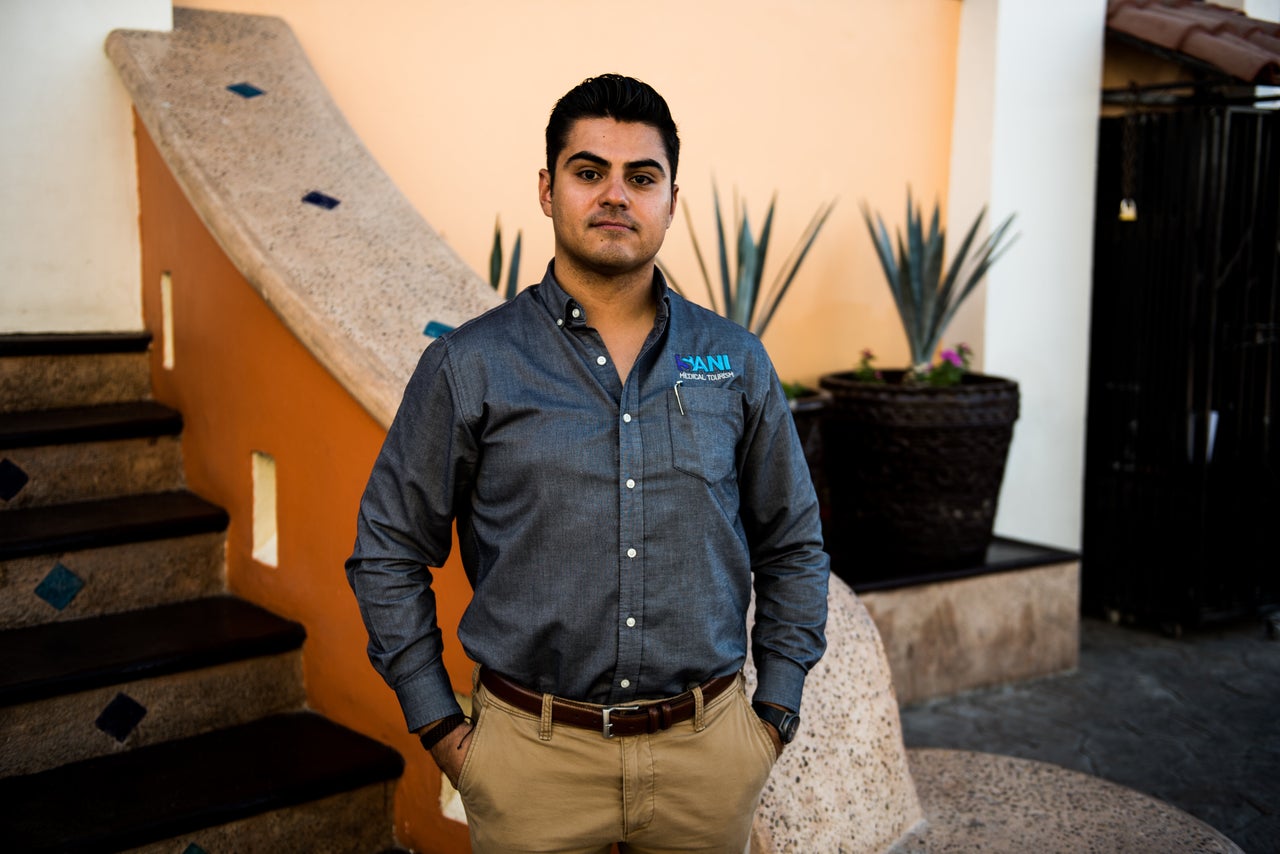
{"left": 545, "top": 74, "right": 680, "bottom": 186}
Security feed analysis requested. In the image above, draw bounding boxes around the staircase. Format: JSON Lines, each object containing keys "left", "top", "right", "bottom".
{"left": 0, "top": 333, "right": 404, "bottom": 852}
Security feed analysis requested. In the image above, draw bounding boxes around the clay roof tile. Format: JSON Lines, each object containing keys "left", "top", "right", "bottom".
{"left": 1107, "top": 0, "right": 1280, "bottom": 84}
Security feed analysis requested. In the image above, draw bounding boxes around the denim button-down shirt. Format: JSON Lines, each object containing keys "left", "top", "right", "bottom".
{"left": 346, "top": 263, "right": 829, "bottom": 731}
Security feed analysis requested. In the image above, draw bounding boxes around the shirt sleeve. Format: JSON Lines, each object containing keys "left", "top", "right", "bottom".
{"left": 344, "top": 339, "right": 477, "bottom": 731}
{"left": 738, "top": 364, "right": 830, "bottom": 713}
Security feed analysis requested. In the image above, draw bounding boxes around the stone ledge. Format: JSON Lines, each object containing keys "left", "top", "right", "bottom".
{"left": 858, "top": 552, "right": 1080, "bottom": 706}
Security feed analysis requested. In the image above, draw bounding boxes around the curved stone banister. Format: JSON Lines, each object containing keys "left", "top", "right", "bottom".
{"left": 106, "top": 7, "right": 498, "bottom": 428}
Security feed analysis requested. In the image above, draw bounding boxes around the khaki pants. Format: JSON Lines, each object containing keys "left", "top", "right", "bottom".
{"left": 456, "top": 673, "right": 777, "bottom": 854}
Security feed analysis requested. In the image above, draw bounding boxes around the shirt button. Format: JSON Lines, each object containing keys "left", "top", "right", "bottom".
{"left": 597, "top": 355, "right": 607, "bottom": 366}
{"left": 626, "top": 478, "right": 636, "bottom": 489}
{"left": 626, "top": 617, "right": 636, "bottom": 627}
{"left": 620, "top": 678, "right": 631, "bottom": 688}
{"left": 627, "top": 547, "right": 637, "bottom": 558}
{"left": 572, "top": 307, "right": 582, "bottom": 318}
{"left": 556, "top": 318, "right": 564, "bottom": 327}
{"left": 623, "top": 413, "right": 632, "bottom": 423}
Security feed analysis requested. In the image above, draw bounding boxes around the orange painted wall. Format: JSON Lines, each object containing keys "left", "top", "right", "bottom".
{"left": 176, "top": 0, "right": 963, "bottom": 385}
{"left": 136, "top": 116, "right": 471, "bottom": 852}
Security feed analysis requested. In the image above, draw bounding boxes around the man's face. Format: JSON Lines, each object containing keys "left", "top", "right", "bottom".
{"left": 539, "top": 118, "right": 678, "bottom": 282}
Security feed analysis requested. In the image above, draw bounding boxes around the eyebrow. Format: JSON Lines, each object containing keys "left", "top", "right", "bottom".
{"left": 564, "top": 150, "right": 667, "bottom": 177}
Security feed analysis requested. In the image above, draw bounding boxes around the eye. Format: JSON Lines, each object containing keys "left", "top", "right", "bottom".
{"left": 631, "top": 174, "right": 656, "bottom": 186}
{"left": 577, "top": 168, "right": 601, "bottom": 181}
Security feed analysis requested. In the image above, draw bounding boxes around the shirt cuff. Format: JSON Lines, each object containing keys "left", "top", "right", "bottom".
{"left": 751, "top": 655, "right": 809, "bottom": 712}
{"left": 395, "top": 664, "right": 465, "bottom": 732}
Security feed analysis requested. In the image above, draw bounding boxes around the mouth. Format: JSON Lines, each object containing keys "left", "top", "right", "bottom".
{"left": 590, "top": 219, "right": 635, "bottom": 232}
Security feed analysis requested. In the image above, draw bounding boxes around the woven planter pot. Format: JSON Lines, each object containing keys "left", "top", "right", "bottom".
{"left": 818, "top": 370, "right": 1019, "bottom": 579}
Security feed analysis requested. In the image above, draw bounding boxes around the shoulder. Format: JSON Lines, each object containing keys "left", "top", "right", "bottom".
{"left": 666, "top": 291, "right": 773, "bottom": 368}
{"left": 430, "top": 288, "right": 540, "bottom": 359}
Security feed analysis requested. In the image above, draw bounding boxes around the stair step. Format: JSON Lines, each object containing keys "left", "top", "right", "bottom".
{"left": 0, "top": 595, "right": 304, "bottom": 706}
{"left": 1, "top": 644, "right": 304, "bottom": 776}
{"left": 0, "top": 490, "right": 228, "bottom": 560}
{"left": 0, "top": 711, "right": 404, "bottom": 852}
{"left": 1, "top": 402, "right": 187, "bottom": 510}
{"left": 2, "top": 531, "right": 225, "bottom": 630}
{"left": 0, "top": 334, "right": 153, "bottom": 413}
{"left": 0, "top": 332, "right": 152, "bottom": 357}
{"left": 0, "top": 401, "right": 182, "bottom": 449}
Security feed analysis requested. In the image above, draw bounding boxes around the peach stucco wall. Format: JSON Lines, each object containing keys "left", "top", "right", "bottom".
{"left": 178, "top": 0, "right": 962, "bottom": 386}
{"left": 136, "top": 119, "right": 471, "bottom": 852}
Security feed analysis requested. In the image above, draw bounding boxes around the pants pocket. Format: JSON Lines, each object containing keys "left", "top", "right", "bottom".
{"left": 739, "top": 689, "right": 781, "bottom": 767}
{"left": 455, "top": 692, "right": 490, "bottom": 797}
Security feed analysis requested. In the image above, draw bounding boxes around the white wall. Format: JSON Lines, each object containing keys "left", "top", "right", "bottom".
{"left": 947, "top": 0, "right": 1107, "bottom": 551}
{"left": 0, "top": 0, "right": 171, "bottom": 333}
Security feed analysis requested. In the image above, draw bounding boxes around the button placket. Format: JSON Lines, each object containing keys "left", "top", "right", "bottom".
{"left": 614, "top": 375, "right": 645, "bottom": 701}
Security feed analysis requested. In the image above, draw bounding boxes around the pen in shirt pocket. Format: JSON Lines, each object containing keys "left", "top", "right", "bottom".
{"left": 673, "top": 381, "right": 686, "bottom": 415}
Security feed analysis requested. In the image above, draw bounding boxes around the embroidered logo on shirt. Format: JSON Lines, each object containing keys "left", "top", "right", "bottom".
{"left": 675, "top": 354, "right": 736, "bottom": 381}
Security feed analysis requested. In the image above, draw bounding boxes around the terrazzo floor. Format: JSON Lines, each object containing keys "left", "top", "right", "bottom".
{"left": 899, "top": 614, "right": 1280, "bottom": 853}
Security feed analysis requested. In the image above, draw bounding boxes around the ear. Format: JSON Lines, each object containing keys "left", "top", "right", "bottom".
{"left": 667, "top": 183, "right": 679, "bottom": 226}
{"left": 539, "top": 168, "right": 553, "bottom": 217}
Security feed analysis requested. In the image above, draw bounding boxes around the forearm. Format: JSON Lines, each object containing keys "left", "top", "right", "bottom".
{"left": 346, "top": 553, "right": 463, "bottom": 728}
{"left": 744, "top": 381, "right": 831, "bottom": 710}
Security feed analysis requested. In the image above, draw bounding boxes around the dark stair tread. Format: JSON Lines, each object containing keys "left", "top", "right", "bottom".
{"left": 0, "top": 331, "right": 152, "bottom": 357}
{"left": 0, "top": 401, "right": 183, "bottom": 449}
{"left": 0, "top": 711, "right": 404, "bottom": 852}
{"left": 0, "top": 490, "right": 228, "bottom": 559}
{"left": 0, "top": 596, "right": 306, "bottom": 706}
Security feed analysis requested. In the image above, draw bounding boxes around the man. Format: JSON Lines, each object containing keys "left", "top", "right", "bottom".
{"left": 346, "top": 74, "right": 828, "bottom": 853}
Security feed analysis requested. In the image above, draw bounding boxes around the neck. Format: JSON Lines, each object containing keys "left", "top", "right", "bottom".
{"left": 553, "top": 257, "right": 657, "bottom": 327}
{"left": 553, "top": 256, "right": 659, "bottom": 383}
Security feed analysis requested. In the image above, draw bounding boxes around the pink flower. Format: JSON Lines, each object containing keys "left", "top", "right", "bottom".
{"left": 941, "top": 349, "right": 962, "bottom": 367}
{"left": 861, "top": 348, "right": 875, "bottom": 360}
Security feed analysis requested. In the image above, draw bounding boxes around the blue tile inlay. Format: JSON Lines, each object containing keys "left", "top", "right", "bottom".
{"left": 0, "top": 457, "right": 29, "bottom": 501}
{"left": 183, "top": 845, "right": 209, "bottom": 854}
{"left": 227, "top": 81, "right": 264, "bottom": 98}
{"left": 423, "top": 320, "right": 454, "bottom": 338}
{"left": 96, "top": 693, "right": 147, "bottom": 743}
{"left": 302, "top": 190, "right": 340, "bottom": 210}
{"left": 35, "top": 563, "right": 85, "bottom": 611}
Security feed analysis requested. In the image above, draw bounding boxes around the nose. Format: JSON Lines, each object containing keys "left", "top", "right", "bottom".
{"left": 599, "top": 173, "right": 629, "bottom": 208}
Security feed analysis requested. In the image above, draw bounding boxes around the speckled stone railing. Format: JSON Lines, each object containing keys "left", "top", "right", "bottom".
{"left": 105, "top": 7, "right": 497, "bottom": 428}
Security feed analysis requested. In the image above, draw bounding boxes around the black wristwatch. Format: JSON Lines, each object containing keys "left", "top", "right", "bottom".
{"left": 752, "top": 702, "right": 801, "bottom": 744}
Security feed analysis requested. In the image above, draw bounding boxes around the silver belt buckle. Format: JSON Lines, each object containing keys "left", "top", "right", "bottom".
{"left": 601, "top": 705, "right": 640, "bottom": 739}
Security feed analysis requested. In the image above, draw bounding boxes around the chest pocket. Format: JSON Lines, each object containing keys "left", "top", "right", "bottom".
{"left": 668, "top": 386, "right": 744, "bottom": 484}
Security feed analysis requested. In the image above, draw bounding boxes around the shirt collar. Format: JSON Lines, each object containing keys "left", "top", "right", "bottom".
{"left": 535, "top": 261, "right": 672, "bottom": 330}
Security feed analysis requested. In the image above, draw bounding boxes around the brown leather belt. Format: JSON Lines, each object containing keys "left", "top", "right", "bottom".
{"left": 479, "top": 668, "right": 737, "bottom": 739}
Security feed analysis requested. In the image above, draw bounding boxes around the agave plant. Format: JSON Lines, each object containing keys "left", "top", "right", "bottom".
{"left": 489, "top": 216, "right": 522, "bottom": 300}
{"left": 660, "top": 184, "right": 835, "bottom": 338}
{"left": 863, "top": 190, "right": 1017, "bottom": 373}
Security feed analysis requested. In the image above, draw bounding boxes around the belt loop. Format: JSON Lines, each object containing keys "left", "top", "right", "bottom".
{"left": 692, "top": 684, "right": 706, "bottom": 732}
{"left": 471, "top": 663, "right": 482, "bottom": 695}
{"left": 539, "top": 692, "right": 554, "bottom": 741}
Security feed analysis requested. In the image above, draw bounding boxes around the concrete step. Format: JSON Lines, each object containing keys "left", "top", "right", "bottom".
{"left": 0, "top": 333, "right": 154, "bottom": 413}
{"left": 0, "top": 596, "right": 306, "bottom": 775}
{"left": 1, "top": 402, "right": 185, "bottom": 510}
{"left": 0, "top": 490, "right": 228, "bottom": 560}
{"left": 0, "top": 496, "right": 227, "bottom": 630}
{"left": 1, "top": 532, "right": 225, "bottom": 630}
{"left": 0, "top": 711, "right": 404, "bottom": 853}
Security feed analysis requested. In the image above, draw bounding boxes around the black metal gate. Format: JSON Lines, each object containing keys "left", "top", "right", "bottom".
{"left": 1085, "top": 105, "right": 1279, "bottom": 631}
